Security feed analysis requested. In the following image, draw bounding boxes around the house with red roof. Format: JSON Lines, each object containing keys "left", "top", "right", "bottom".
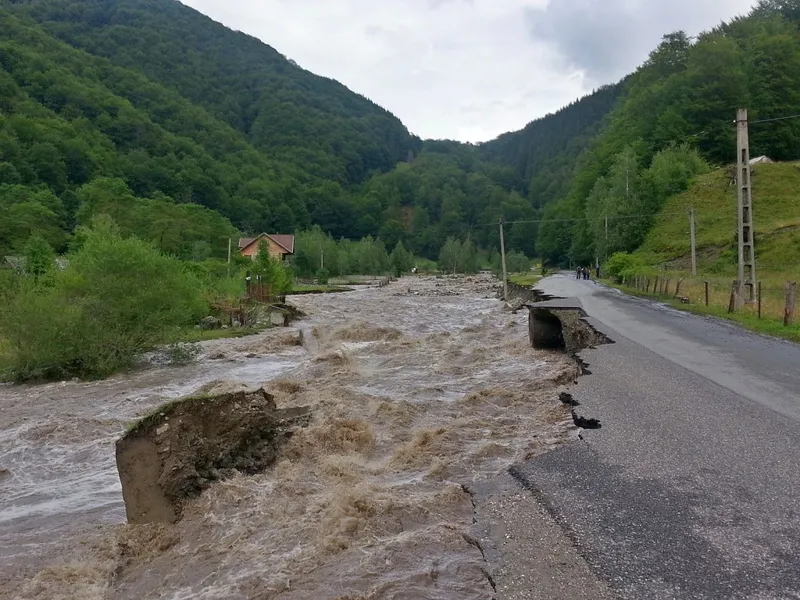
{"left": 238, "top": 234, "right": 295, "bottom": 261}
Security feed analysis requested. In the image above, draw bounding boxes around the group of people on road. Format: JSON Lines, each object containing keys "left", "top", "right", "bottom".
{"left": 577, "top": 266, "right": 599, "bottom": 280}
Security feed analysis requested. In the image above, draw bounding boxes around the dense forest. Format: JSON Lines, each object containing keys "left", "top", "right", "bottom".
{"left": 535, "top": 0, "right": 800, "bottom": 266}
{"left": 0, "top": 0, "right": 541, "bottom": 260}
{"left": 4, "top": 0, "right": 800, "bottom": 267}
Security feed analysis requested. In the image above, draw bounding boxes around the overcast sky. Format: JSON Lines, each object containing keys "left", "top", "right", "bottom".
{"left": 182, "top": 0, "right": 756, "bottom": 142}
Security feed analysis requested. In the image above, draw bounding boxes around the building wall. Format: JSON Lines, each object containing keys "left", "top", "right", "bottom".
{"left": 241, "top": 239, "right": 286, "bottom": 260}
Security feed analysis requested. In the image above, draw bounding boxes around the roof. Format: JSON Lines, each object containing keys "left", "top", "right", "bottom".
{"left": 238, "top": 234, "right": 295, "bottom": 254}
{"left": 749, "top": 155, "right": 773, "bottom": 165}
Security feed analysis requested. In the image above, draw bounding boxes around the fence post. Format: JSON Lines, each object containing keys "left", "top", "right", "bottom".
{"left": 728, "top": 280, "right": 739, "bottom": 314}
{"left": 785, "top": 281, "right": 797, "bottom": 326}
{"left": 757, "top": 281, "right": 762, "bottom": 319}
{"left": 705, "top": 281, "right": 710, "bottom": 306}
{"left": 676, "top": 278, "right": 683, "bottom": 298}
{"left": 653, "top": 276, "right": 659, "bottom": 294}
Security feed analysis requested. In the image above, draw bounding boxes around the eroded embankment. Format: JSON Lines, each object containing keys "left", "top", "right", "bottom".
{"left": 523, "top": 292, "right": 614, "bottom": 431}
{"left": 4, "top": 275, "right": 586, "bottom": 600}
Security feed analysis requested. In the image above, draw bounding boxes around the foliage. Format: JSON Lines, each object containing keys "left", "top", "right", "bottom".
{"left": 536, "top": 6, "right": 800, "bottom": 266}
{"left": 22, "top": 234, "right": 54, "bottom": 281}
{"left": 292, "top": 226, "right": 395, "bottom": 277}
{"left": 390, "top": 241, "right": 413, "bottom": 276}
{"left": 315, "top": 268, "right": 330, "bottom": 285}
{"left": 480, "top": 84, "right": 624, "bottom": 209}
{"left": 438, "top": 236, "right": 478, "bottom": 274}
{"left": 505, "top": 250, "right": 531, "bottom": 274}
{"left": 604, "top": 252, "right": 647, "bottom": 281}
{"left": 162, "top": 342, "right": 202, "bottom": 365}
{"left": 636, "top": 163, "right": 800, "bottom": 278}
{"left": 0, "top": 224, "right": 207, "bottom": 381}
{"left": 252, "top": 242, "right": 294, "bottom": 296}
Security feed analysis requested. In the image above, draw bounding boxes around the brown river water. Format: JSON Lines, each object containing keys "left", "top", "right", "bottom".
{"left": 0, "top": 275, "right": 577, "bottom": 599}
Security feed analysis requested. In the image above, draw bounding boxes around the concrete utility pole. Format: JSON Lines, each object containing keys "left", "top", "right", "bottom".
{"left": 736, "top": 108, "right": 757, "bottom": 304}
{"left": 227, "top": 238, "right": 232, "bottom": 276}
{"left": 690, "top": 206, "right": 697, "bottom": 277}
{"left": 604, "top": 215, "right": 609, "bottom": 261}
{"left": 499, "top": 219, "right": 509, "bottom": 302}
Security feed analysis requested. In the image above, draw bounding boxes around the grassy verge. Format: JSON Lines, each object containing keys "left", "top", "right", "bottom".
{"left": 288, "top": 284, "right": 352, "bottom": 294}
{"left": 172, "top": 325, "right": 267, "bottom": 343}
{"left": 606, "top": 280, "right": 800, "bottom": 343}
{"left": 508, "top": 273, "right": 541, "bottom": 286}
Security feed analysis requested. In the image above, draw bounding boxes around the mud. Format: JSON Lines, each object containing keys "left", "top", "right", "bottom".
{"left": 116, "top": 388, "right": 311, "bottom": 524}
{"left": 1, "top": 275, "right": 579, "bottom": 600}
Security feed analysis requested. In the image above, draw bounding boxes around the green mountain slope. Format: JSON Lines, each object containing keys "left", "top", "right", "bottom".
{"left": 536, "top": 2, "right": 800, "bottom": 268}
{"left": 0, "top": 0, "right": 546, "bottom": 260}
{"left": 638, "top": 162, "right": 800, "bottom": 276}
{"left": 479, "top": 83, "right": 624, "bottom": 208}
{"left": 6, "top": 0, "right": 420, "bottom": 186}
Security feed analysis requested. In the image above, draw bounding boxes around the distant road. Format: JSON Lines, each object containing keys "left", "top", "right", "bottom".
{"left": 514, "top": 274, "right": 800, "bottom": 599}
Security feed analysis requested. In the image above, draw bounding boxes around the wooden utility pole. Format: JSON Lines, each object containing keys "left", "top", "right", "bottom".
{"left": 499, "top": 219, "right": 508, "bottom": 302}
{"left": 227, "top": 238, "right": 232, "bottom": 276}
{"left": 785, "top": 282, "right": 797, "bottom": 326}
{"left": 689, "top": 206, "right": 697, "bottom": 277}
{"left": 736, "top": 108, "right": 757, "bottom": 305}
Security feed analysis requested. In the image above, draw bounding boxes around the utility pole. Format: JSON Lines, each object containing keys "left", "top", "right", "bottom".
{"left": 736, "top": 108, "right": 757, "bottom": 304}
{"left": 499, "top": 219, "right": 508, "bottom": 302}
{"left": 227, "top": 238, "right": 232, "bottom": 277}
{"left": 604, "top": 215, "right": 609, "bottom": 261}
{"left": 689, "top": 206, "right": 697, "bottom": 277}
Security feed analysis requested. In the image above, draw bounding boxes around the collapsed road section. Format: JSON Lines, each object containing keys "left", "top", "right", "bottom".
{"left": 508, "top": 273, "right": 800, "bottom": 600}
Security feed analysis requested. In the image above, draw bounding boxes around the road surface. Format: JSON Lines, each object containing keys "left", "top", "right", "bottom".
{"left": 514, "top": 274, "right": 800, "bottom": 599}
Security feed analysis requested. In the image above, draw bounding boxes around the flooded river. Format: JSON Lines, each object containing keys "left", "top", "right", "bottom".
{"left": 0, "top": 275, "right": 577, "bottom": 599}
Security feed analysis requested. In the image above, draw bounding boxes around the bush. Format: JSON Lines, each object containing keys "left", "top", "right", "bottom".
{"left": 315, "top": 268, "right": 330, "bottom": 285}
{"left": 604, "top": 252, "right": 646, "bottom": 281}
{"left": 0, "top": 227, "right": 207, "bottom": 381}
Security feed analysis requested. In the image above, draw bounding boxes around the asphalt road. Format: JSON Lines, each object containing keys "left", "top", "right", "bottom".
{"left": 513, "top": 274, "right": 800, "bottom": 599}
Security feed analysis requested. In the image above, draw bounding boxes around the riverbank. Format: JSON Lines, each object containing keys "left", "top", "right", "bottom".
{"left": 2, "top": 275, "right": 592, "bottom": 599}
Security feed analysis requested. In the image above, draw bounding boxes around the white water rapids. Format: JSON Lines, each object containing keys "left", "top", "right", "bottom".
{"left": 0, "top": 275, "right": 577, "bottom": 599}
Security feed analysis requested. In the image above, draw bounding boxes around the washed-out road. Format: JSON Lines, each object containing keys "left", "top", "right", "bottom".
{"left": 514, "top": 274, "right": 800, "bottom": 599}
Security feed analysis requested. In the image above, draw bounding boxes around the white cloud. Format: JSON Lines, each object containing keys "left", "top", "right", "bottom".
{"left": 180, "top": 0, "right": 756, "bottom": 142}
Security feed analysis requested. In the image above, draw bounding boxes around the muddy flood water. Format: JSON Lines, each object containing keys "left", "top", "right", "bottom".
{"left": 0, "top": 275, "right": 579, "bottom": 599}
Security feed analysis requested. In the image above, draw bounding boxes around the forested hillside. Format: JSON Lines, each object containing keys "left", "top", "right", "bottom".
{"left": 8, "top": 0, "right": 420, "bottom": 186}
{"left": 0, "top": 0, "right": 542, "bottom": 259}
{"left": 5, "top": 0, "right": 800, "bottom": 268}
{"left": 536, "top": 0, "right": 800, "bottom": 267}
{"left": 479, "top": 84, "right": 625, "bottom": 209}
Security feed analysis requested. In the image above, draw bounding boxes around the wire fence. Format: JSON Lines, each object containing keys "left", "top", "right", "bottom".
{"left": 621, "top": 274, "right": 798, "bottom": 327}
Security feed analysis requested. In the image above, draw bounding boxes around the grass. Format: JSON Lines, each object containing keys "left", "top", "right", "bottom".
{"left": 637, "top": 163, "right": 800, "bottom": 278}
{"left": 614, "top": 161, "right": 800, "bottom": 342}
{"left": 172, "top": 325, "right": 266, "bottom": 343}
{"left": 607, "top": 277, "right": 800, "bottom": 343}
{"left": 508, "top": 272, "right": 541, "bottom": 286}
{"left": 288, "top": 284, "right": 352, "bottom": 294}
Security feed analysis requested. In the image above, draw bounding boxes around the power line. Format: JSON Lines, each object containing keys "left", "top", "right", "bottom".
{"left": 481, "top": 211, "right": 689, "bottom": 227}
{"left": 749, "top": 113, "right": 800, "bottom": 125}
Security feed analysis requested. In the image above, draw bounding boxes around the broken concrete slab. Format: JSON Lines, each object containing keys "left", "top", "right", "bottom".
{"left": 116, "top": 388, "right": 310, "bottom": 524}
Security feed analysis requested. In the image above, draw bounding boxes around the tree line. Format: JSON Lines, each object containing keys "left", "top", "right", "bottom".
{"left": 535, "top": 1, "right": 800, "bottom": 266}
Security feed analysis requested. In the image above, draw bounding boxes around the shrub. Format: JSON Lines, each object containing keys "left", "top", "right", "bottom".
{"left": 604, "top": 252, "right": 646, "bottom": 281}
{"left": 0, "top": 227, "right": 207, "bottom": 381}
{"left": 315, "top": 267, "right": 330, "bottom": 285}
